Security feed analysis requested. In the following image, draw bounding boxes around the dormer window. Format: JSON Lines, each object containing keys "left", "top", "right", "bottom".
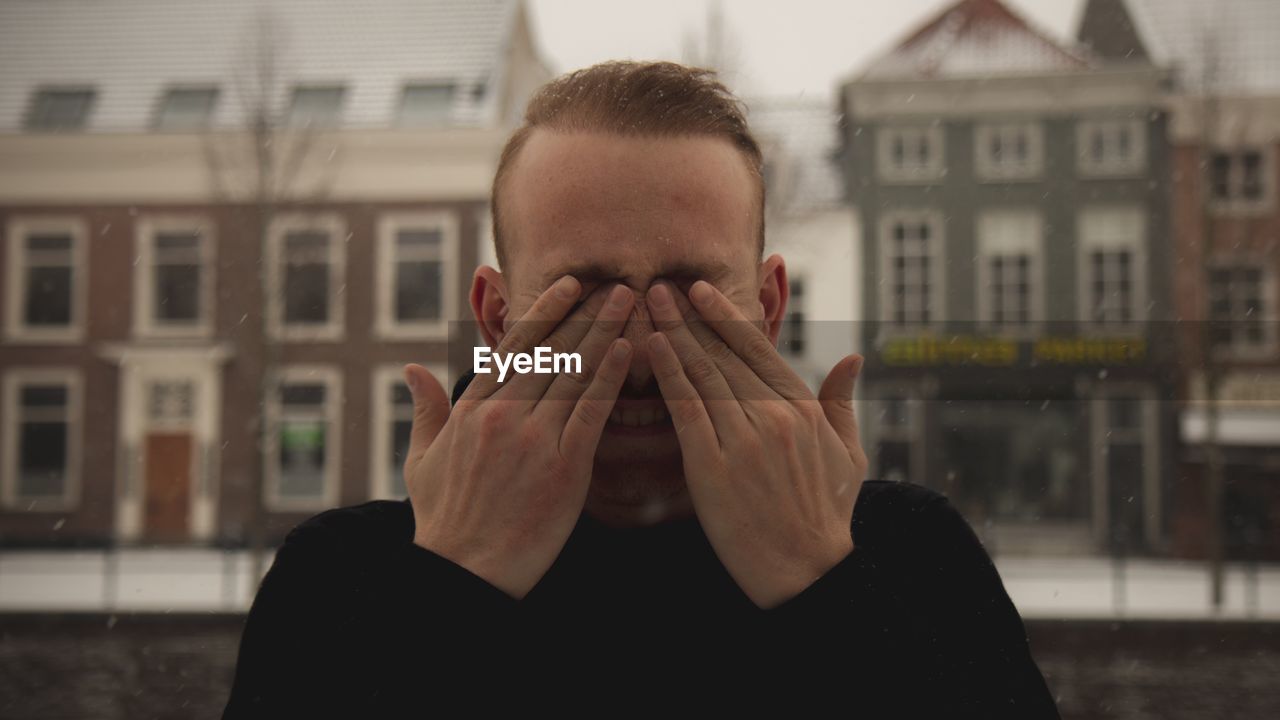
{"left": 25, "top": 88, "right": 95, "bottom": 131}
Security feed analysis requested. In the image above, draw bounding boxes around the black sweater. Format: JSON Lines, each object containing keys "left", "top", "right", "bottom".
{"left": 224, "top": 479, "right": 1059, "bottom": 717}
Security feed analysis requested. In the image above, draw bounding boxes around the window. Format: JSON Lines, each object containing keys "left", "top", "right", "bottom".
{"left": 25, "top": 88, "right": 95, "bottom": 131}
{"left": 287, "top": 86, "right": 345, "bottom": 128}
{"left": 135, "top": 218, "right": 214, "bottom": 337}
{"left": 1095, "top": 389, "right": 1155, "bottom": 552}
{"left": 376, "top": 213, "right": 458, "bottom": 339}
{"left": 975, "top": 122, "right": 1043, "bottom": 180}
{"left": 1208, "top": 263, "right": 1274, "bottom": 356}
{"left": 977, "top": 211, "right": 1042, "bottom": 331}
{"left": 3, "top": 370, "right": 81, "bottom": 510}
{"left": 877, "top": 126, "right": 944, "bottom": 182}
{"left": 779, "top": 277, "right": 806, "bottom": 356}
{"left": 1210, "top": 149, "right": 1271, "bottom": 209}
{"left": 154, "top": 87, "right": 218, "bottom": 130}
{"left": 370, "top": 365, "right": 446, "bottom": 499}
{"left": 5, "top": 218, "right": 87, "bottom": 342}
{"left": 1077, "top": 119, "right": 1146, "bottom": 176}
{"left": 398, "top": 83, "right": 454, "bottom": 126}
{"left": 875, "top": 392, "right": 917, "bottom": 486}
{"left": 880, "top": 211, "right": 943, "bottom": 327}
{"left": 268, "top": 215, "right": 346, "bottom": 340}
{"left": 1078, "top": 207, "right": 1146, "bottom": 327}
{"left": 267, "top": 368, "right": 341, "bottom": 510}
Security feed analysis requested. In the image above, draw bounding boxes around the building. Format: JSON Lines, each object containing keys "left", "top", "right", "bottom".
{"left": 750, "top": 100, "right": 860, "bottom": 392}
{"left": 0, "top": 0, "right": 550, "bottom": 546}
{"left": 1078, "top": 0, "right": 1280, "bottom": 560}
{"left": 838, "top": 0, "right": 1176, "bottom": 556}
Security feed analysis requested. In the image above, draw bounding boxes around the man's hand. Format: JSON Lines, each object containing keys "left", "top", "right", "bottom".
{"left": 645, "top": 280, "right": 868, "bottom": 609}
{"left": 402, "top": 278, "right": 635, "bottom": 599}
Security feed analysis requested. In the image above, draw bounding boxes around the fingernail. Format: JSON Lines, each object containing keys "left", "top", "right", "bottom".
{"left": 647, "top": 332, "right": 668, "bottom": 353}
{"left": 555, "top": 275, "right": 580, "bottom": 299}
{"left": 612, "top": 339, "right": 631, "bottom": 359}
{"left": 608, "top": 284, "right": 632, "bottom": 308}
{"left": 851, "top": 356, "right": 864, "bottom": 377}
{"left": 648, "top": 283, "right": 672, "bottom": 308}
{"left": 404, "top": 368, "right": 418, "bottom": 394}
{"left": 689, "top": 280, "right": 713, "bottom": 306}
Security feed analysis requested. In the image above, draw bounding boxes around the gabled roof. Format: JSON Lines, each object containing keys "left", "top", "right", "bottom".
{"left": 0, "top": 0, "right": 531, "bottom": 132}
{"left": 1120, "top": 0, "right": 1280, "bottom": 94}
{"left": 858, "top": 0, "right": 1092, "bottom": 81}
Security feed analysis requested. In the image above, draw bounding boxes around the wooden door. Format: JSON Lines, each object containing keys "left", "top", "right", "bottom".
{"left": 144, "top": 432, "right": 191, "bottom": 540}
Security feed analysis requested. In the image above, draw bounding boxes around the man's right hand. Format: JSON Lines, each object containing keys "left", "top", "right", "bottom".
{"left": 401, "top": 277, "right": 634, "bottom": 599}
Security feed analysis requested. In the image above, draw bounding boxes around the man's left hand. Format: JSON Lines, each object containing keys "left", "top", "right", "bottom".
{"left": 645, "top": 280, "right": 869, "bottom": 609}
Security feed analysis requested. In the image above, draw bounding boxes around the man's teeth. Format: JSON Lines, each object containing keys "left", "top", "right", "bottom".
{"left": 608, "top": 406, "right": 671, "bottom": 427}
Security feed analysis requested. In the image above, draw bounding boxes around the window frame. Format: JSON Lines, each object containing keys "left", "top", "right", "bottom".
{"left": 286, "top": 85, "right": 347, "bottom": 129}
{"left": 878, "top": 209, "right": 946, "bottom": 332}
{"left": 1076, "top": 117, "right": 1147, "bottom": 178}
{"left": 264, "top": 365, "right": 343, "bottom": 512}
{"left": 1208, "top": 147, "right": 1275, "bottom": 214}
{"left": 375, "top": 212, "right": 459, "bottom": 340}
{"left": 397, "top": 82, "right": 456, "bottom": 127}
{"left": 4, "top": 216, "right": 89, "bottom": 344}
{"left": 975, "top": 210, "right": 1045, "bottom": 336}
{"left": 133, "top": 216, "right": 216, "bottom": 339}
{"left": 1206, "top": 256, "right": 1277, "bottom": 361}
{"left": 266, "top": 213, "right": 347, "bottom": 342}
{"left": 1076, "top": 206, "right": 1148, "bottom": 332}
{"left": 24, "top": 87, "right": 96, "bottom": 132}
{"left": 974, "top": 121, "right": 1044, "bottom": 182}
{"left": 876, "top": 125, "right": 946, "bottom": 184}
{"left": 2, "top": 368, "right": 82, "bottom": 511}
{"left": 152, "top": 86, "right": 220, "bottom": 131}
{"left": 369, "top": 363, "right": 447, "bottom": 501}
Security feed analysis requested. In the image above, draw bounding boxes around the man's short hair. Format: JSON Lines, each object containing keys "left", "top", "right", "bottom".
{"left": 490, "top": 61, "right": 765, "bottom": 270}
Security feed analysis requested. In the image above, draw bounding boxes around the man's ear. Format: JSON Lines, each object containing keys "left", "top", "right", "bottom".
{"left": 470, "top": 265, "right": 510, "bottom": 347}
{"left": 757, "top": 253, "right": 789, "bottom": 344}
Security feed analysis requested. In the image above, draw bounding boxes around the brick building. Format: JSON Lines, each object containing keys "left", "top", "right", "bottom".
{"left": 0, "top": 0, "right": 550, "bottom": 546}
{"left": 1078, "top": 0, "right": 1280, "bottom": 560}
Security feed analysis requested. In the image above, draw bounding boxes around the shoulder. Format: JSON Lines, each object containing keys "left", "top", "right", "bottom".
{"left": 280, "top": 499, "right": 416, "bottom": 560}
{"left": 851, "top": 480, "right": 976, "bottom": 553}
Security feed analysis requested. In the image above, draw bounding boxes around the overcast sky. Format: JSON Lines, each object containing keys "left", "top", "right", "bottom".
{"left": 527, "top": 0, "right": 1083, "bottom": 100}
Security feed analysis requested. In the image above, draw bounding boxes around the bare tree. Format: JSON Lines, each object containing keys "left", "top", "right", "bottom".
{"left": 203, "top": 10, "right": 338, "bottom": 582}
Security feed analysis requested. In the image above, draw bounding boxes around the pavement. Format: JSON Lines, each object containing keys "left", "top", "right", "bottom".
{"left": 0, "top": 548, "right": 1278, "bottom": 619}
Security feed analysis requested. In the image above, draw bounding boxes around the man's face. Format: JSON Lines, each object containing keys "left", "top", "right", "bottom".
{"left": 488, "top": 129, "right": 769, "bottom": 522}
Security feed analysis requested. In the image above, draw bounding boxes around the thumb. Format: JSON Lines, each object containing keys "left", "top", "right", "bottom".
{"left": 817, "top": 354, "right": 865, "bottom": 460}
{"left": 403, "top": 364, "right": 449, "bottom": 466}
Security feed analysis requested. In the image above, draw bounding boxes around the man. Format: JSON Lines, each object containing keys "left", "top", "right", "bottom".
{"left": 224, "top": 62, "right": 1059, "bottom": 716}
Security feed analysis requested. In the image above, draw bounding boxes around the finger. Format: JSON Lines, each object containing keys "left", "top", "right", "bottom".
{"left": 817, "top": 354, "right": 865, "bottom": 460}
{"left": 539, "top": 284, "right": 634, "bottom": 417}
{"left": 464, "top": 275, "right": 581, "bottom": 401}
{"left": 506, "top": 283, "right": 622, "bottom": 400}
{"left": 560, "top": 338, "right": 633, "bottom": 461}
{"left": 646, "top": 332, "right": 720, "bottom": 461}
{"left": 686, "top": 280, "right": 810, "bottom": 400}
{"left": 665, "top": 282, "right": 776, "bottom": 403}
{"left": 646, "top": 282, "right": 748, "bottom": 428}
{"left": 403, "top": 364, "right": 450, "bottom": 467}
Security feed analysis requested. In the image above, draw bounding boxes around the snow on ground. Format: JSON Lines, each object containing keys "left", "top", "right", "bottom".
{"left": 0, "top": 549, "right": 1277, "bottom": 619}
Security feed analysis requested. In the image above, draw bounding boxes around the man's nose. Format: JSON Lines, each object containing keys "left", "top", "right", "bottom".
{"left": 621, "top": 297, "right": 657, "bottom": 389}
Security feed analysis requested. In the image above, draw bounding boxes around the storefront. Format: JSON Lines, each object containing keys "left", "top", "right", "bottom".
{"left": 864, "top": 329, "right": 1176, "bottom": 556}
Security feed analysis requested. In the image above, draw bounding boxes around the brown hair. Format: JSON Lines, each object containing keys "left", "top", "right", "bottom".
{"left": 490, "top": 60, "right": 765, "bottom": 269}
